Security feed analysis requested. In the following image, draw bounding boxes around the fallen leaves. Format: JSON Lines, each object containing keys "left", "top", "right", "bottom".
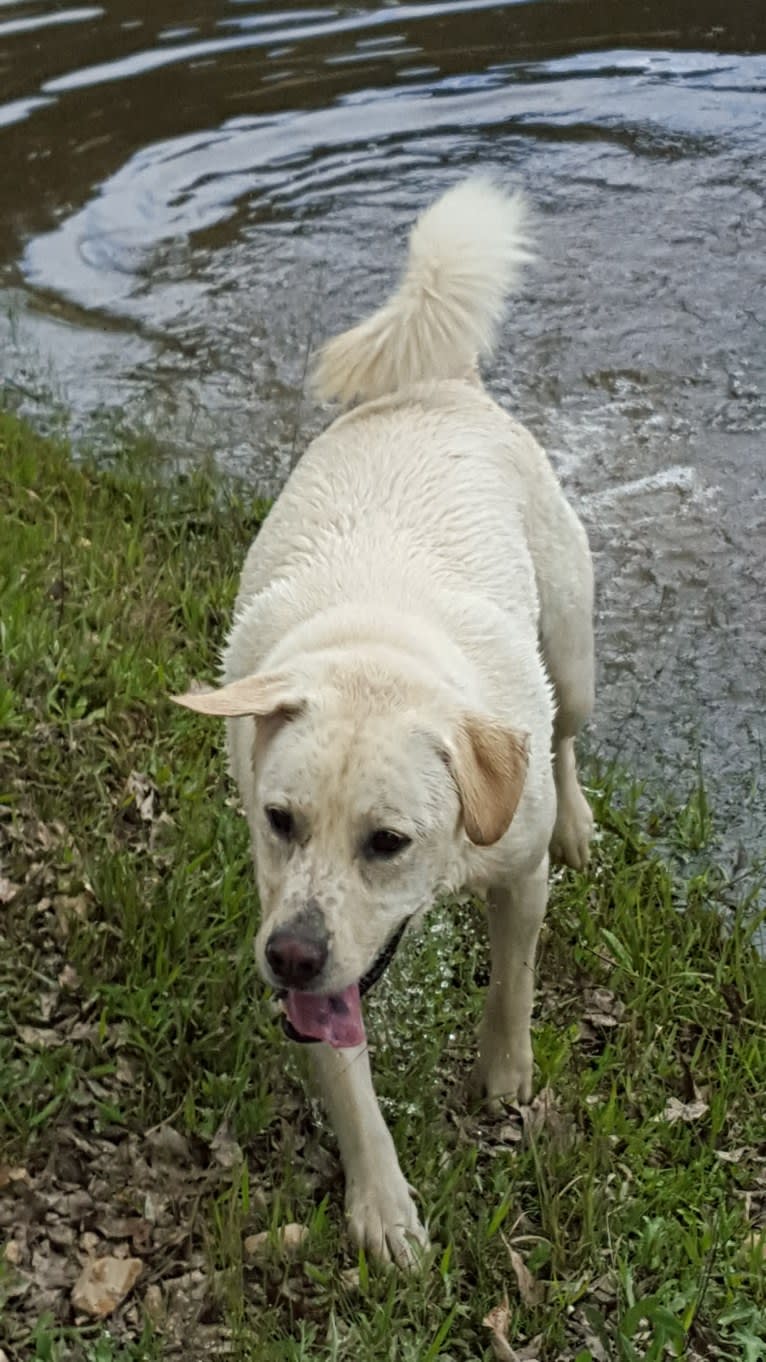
{"left": 481, "top": 1231, "right": 547, "bottom": 1360}
{"left": 143, "top": 1281, "right": 165, "bottom": 1322}
{"left": 125, "top": 770, "right": 157, "bottom": 824}
{"left": 482, "top": 1296, "right": 542, "bottom": 1362}
{"left": 582, "top": 986, "right": 625, "bottom": 1030}
{"left": 657, "top": 1096, "right": 709, "bottom": 1125}
{"left": 518, "top": 1085, "right": 577, "bottom": 1151}
{"left": 145, "top": 1124, "right": 192, "bottom": 1167}
{"left": 504, "top": 1239, "right": 546, "bottom": 1308}
{"left": 0, "top": 1113, "right": 262, "bottom": 1352}
{"left": 715, "top": 1145, "right": 748, "bottom": 1164}
{"left": 52, "top": 890, "right": 92, "bottom": 940}
{"left": 16, "top": 1023, "right": 64, "bottom": 1050}
{"left": 0, "top": 874, "right": 20, "bottom": 904}
{"left": 450, "top": 1078, "right": 581, "bottom": 1181}
{"left": 2, "top": 640, "right": 765, "bottom": 1362}
{"left": 210, "top": 1120, "right": 244, "bottom": 1170}
{"left": 483, "top": 1296, "right": 518, "bottom": 1362}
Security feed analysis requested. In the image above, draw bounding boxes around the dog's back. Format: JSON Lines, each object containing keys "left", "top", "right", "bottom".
{"left": 234, "top": 179, "right": 554, "bottom": 630}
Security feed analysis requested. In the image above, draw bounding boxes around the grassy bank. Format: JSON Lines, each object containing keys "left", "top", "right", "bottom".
{"left": 1, "top": 411, "right": 764, "bottom": 1362}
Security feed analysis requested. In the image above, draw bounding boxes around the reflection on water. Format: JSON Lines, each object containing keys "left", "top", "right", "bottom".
{"left": 1, "top": 1, "right": 764, "bottom": 862}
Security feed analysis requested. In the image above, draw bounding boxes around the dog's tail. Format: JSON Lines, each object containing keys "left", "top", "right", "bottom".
{"left": 312, "top": 177, "right": 532, "bottom": 406}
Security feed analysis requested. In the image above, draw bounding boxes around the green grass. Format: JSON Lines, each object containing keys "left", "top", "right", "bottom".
{"left": 1, "top": 410, "right": 765, "bottom": 1361}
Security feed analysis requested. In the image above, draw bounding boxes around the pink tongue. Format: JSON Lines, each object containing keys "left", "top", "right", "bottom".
{"left": 284, "top": 983, "right": 365, "bottom": 1049}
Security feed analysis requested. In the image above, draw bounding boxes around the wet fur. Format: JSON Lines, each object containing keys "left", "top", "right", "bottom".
{"left": 174, "top": 178, "right": 595, "bottom": 1266}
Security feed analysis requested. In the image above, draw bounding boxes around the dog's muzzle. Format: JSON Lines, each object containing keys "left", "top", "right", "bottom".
{"left": 277, "top": 917, "right": 410, "bottom": 1044}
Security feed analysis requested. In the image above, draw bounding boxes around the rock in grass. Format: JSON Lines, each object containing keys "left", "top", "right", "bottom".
{"left": 72, "top": 1255, "right": 143, "bottom": 1318}
{"left": 244, "top": 1224, "right": 308, "bottom": 1260}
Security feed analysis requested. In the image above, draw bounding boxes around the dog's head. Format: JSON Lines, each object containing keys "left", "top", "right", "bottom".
{"left": 173, "top": 651, "right": 527, "bottom": 1044}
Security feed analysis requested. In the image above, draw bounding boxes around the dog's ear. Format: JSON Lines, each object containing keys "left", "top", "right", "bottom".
{"left": 446, "top": 716, "right": 528, "bottom": 846}
{"left": 170, "top": 673, "right": 305, "bottom": 721}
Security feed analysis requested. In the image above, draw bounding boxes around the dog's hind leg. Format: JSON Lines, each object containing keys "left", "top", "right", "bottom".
{"left": 310, "top": 1042, "right": 428, "bottom": 1269}
{"left": 533, "top": 492, "right": 595, "bottom": 870}
{"left": 470, "top": 857, "right": 548, "bottom": 1107}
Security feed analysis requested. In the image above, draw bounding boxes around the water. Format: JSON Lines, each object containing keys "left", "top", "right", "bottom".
{"left": 1, "top": 1, "right": 764, "bottom": 865}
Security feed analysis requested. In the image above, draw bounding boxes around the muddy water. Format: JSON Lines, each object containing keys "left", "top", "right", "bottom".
{"left": 1, "top": 2, "right": 764, "bottom": 863}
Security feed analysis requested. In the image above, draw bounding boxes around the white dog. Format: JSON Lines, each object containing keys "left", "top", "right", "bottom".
{"left": 174, "top": 179, "right": 594, "bottom": 1267}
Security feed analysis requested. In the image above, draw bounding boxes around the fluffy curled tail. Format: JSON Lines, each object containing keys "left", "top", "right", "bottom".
{"left": 312, "top": 177, "right": 532, "bottom": 405}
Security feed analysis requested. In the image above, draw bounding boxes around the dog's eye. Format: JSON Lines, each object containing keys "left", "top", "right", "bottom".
{"left": 365, "top": 829, "right": 411, "bottom": 860}
{"left": 266, "top": 806, "right": 294, "bottom": 841}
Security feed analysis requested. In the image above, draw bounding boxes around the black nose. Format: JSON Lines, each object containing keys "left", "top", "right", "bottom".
{"left": 265, "top": 927, "right": 328, "bottom": 989}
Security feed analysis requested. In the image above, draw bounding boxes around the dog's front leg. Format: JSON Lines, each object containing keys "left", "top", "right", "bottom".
{"left": 310, "top": 1041, "right": 428, "bottom": 1268}
{"left": 470, "top": 855, "right": 548, "bottom": 1108}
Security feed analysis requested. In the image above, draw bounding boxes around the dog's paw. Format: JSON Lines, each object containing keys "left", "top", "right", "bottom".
{"left": 550, "top": 783, "right": 594, "bottom": 871}
{"left": 469, "top": 1045, "right": 534, "bottom": 1112}
{"left": 346, "top": 1174, "right": 429, "bottom": 1269}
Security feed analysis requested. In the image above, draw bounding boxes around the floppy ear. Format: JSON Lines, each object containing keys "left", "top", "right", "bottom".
{"left": 448, "top": 716, "right": 529, "bottom": 846}
{"left": 170, "top": 673, "right": 304, "bottom": 720}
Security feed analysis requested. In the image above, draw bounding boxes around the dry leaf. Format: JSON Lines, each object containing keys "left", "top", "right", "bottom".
{"left": 504, "top": 1240, "right": 546, "bottom": 1307}
{"left": 582, "top": 1011, "right": 620, "bottom": 1030}
{"left": 210, "top": 1121, "right": 243, "bottom": 1169}
{"left": 47, "top": 818, "right": 66, "bottom": 845}
{"left": 54, "top": 893, "right": 91, "bottom": 938}
{"left": 583, "top": 987, "right": 624, "bottom": 1020}
{"left": 164, "top": 1265, "right": 209, "bottom": 1312}
{"left": 658, "top": 1097, "right": 709, "bottom": 1125}
{"left": 244, "top": 1223, "right": 308, "bottom": 1260}
{"left": 496, "top": 1121, "right": 523, "bottom": 1145}
{"left": 149, "top": 810, "right": 176, "bottom": 852}
{"left": 113, "top": 1055, "right": 138, "bottom": 1087}
{"left": 483, "top": 1295, "right": 519, "bottom": 1361}
{"left": 17, "top": 1025, "right": 64, "bottom": 1050}
{"left": 58, "top": 964, "right": 80, "bottom": 991}
{"left": 47, "top": 1224, "right": 76, "bottom": 1251}
{"left": 514, "top": 1336, "right": 543, "bottom": 1361}
{"left": 143, "top": 1192, "right": 165, "bottom": 1225}
{"left": 715, "top": 1146, "right": 748, "bottom": 1164}
{"left": 518, "top": 1086, "right": 575, "bottom": 1149}
{"left": 143, "top": 1282, "right": 165, "bottom": 1322}
{"left": 97, "top": 1215, "right": 152, "bottom": 1253}
{"left": 38, "top": 990, "right": 58, "bottom": 1022}
{"left": 72, "top": 1255, "right": 143, "bottom": 1318}
{"left": 0, "top": 876, "right": 20, "bottom": 904}
{"left": 565, "top": 1306, "right": 611, "bottom": 1360}
{"left": 126, "top": 771, "right": 156, "bottom": 822}
{"left": 31, "top": 1245, "right": 71, "bottom": 1290}
{"left": 519, "top": 1086, "right": 558, "bottom": 1138}
{"left": 590, "top": 1271, "right": 619, "bottom": 1305}
{"left": 145, "top": 1125, "right": 191, "bottom": 1166}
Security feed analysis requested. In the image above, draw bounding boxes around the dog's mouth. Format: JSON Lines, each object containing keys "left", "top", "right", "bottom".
{"left": 278, "top": 919, "right": 409, "bottom": 1049}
